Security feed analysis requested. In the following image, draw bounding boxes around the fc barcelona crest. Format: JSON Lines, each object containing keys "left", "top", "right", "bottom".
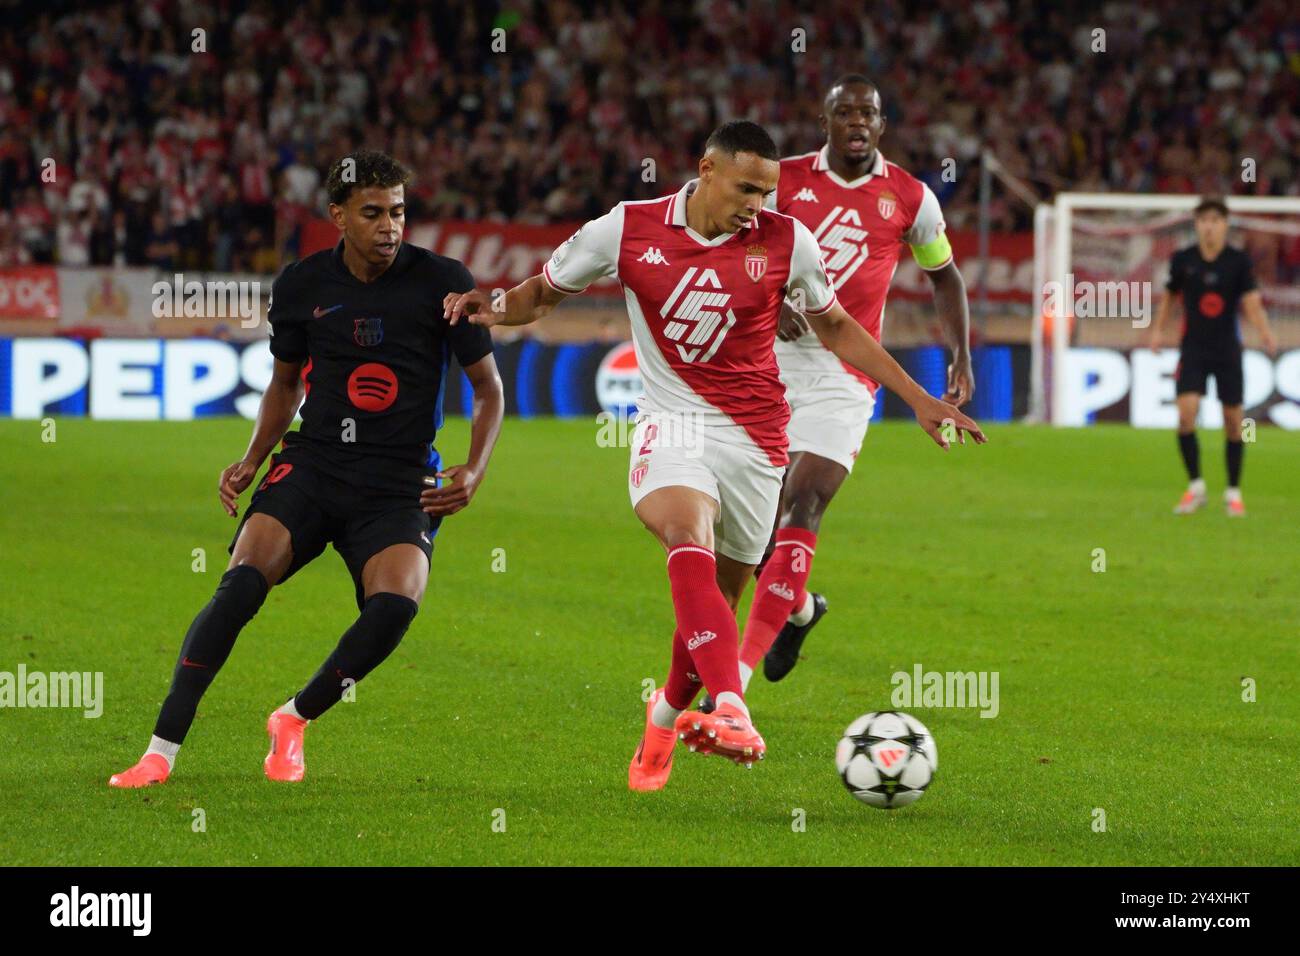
{"left": 353, "top": 317, "right": 383, "bottom": 347}
{"left": 877, "top": 191, "right": 897, "bottom": 220}
{"left": 745, "top": 244, "right": 767, "bottom": 282}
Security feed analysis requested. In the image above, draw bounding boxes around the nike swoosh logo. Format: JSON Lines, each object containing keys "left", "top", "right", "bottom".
{"left": 313, "top": 304, "right": 343, "bottom": 318}
{"left": 181, "top": 657, "right": 208, "bottom": 669}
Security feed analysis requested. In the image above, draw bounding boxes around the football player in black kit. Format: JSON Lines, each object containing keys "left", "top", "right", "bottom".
{"left": 111, "top": 150, "right": 504, "bottom": 787}
{"left": 1147, "top": 197, "right": 1276, "bottom": 517}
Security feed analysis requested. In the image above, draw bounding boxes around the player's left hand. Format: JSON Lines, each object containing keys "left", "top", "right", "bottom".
{"left": 420, "top": 464, "right": 482, "bottom": 516}
{"left": 914, "top": 395, "right": 986, "bottom": 450}
{"left": 1263, "top": 332, "right": 1279, "bottom": 358}
{"left": 943, "top": 355, "right": 975, "bottom": 406}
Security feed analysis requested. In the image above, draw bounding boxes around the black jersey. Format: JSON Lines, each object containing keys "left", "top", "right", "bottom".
{"left": 265, "top": 240, "right": 493, "bottom": 474}
{"left": 1165, "top": 244, "right": 1257, "bottom": 354}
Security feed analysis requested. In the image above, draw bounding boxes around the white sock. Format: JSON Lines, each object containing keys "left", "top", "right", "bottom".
{"left": 739, "top": 661, "right": 753, "bottom": 693}
{"left": 788, "top": 592, "right": 815, "bottom": 626}
{"left": 650, "top": 695, "right": 682, "bottom": 730}
{"left": 715, "top": 691, "right": 748, "bottom": 717}
{"left": 145, "top": 735, "right": 180, "bottom": 771}
{"left": 1225, "top": 486, "right": 1241, "bottom": 502}
{"left": 276, "top": 698, "right": 307, "bottom": 721}
{"left": 1189, "top": 478, "right": 1207, "bottom": 495}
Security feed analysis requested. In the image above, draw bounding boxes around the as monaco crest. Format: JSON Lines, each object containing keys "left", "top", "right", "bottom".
{"left": 745, "top": 244, "right": 767, "bottom": 282}
{"left": 630, "top": 457, "right": 650, "bottom": 489}
{"left": 877, "top": 192, "right": 897, "bottom": 221}
{"left": 353, "top": 317, "right": 383, "bottom": 347}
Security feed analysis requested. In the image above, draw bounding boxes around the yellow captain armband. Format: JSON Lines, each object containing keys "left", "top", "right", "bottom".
{"left": 910, "top": 234, "right": 953, "bottom": 271}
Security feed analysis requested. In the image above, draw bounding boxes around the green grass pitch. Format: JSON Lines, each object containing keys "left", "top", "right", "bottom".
{"left": 1, "top": 416, "right": 1296, "bottom": 866}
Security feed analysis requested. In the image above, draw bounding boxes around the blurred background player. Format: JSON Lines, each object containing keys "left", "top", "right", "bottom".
{"left": 443, "top": 120, "right": 984, "bottom": 791}
{"left": 728, "top": 75, "right": 974, "bottom": 692}
{"left": 109, "top": 150, "right": 504, "bottom": 787}
{"left": 1147, "top": 196, "right": 1277, "bottom": 517}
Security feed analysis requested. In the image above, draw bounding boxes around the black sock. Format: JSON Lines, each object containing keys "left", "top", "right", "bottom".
{"left": 294, "top": 593, "right": 419, "bottom": 720}
{"left": 1177, "top": 431, "right": 1200, "bottom": 481}
{"left": 1226, "top": 439, "right": 1244, "bottom": 487}
{"left": 154, "top": 565, "right": 269, "bottom": 743}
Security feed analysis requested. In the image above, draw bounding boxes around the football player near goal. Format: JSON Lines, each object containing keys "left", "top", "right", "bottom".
{"left": 1147, "top": 196, "right": 1276, "bottom": 517}
{"left": 110, "top": 150, "right": 504, "bottom": 787}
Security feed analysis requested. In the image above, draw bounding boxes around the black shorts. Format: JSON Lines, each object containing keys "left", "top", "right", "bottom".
{"left": 228, "top": 445, "right": 440, "bottom": 611}
{"left": 1175, "top": 349, "right": 1243, "bottom": 406}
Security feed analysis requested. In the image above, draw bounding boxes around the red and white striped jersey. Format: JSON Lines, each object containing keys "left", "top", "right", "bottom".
{"left": 769, "top": 148, "right": 952, "bottom": 391}
{"left": 543, "top": 180, "right": 837, "bottom": 466}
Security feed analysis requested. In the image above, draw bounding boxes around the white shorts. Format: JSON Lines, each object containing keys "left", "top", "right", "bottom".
{"left": 627, "top": 411, "right": 782, "bottom": 565}
{"left": 781, "top": 366, "right": 876, "bottom": 473}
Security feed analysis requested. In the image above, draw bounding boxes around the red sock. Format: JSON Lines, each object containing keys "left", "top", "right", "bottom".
{"left": 739, "top": 527, "right": 817, "bottom": 669}
{"left": 663, "top": 629, "right": 702, "bottom": 711}
{"left": 665, "top": 545, "right": 742, "bottom": 700}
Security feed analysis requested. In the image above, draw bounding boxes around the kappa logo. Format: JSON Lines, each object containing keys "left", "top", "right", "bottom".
{"left": 660, "top": 267, "right": 736, "bottom": 363}
{"left": 810, "top": 205, "right": 871, "bottom": 290}
{"left": 767, "top": 581, "right": 795, "bottom": 601}
{"left": 637, "top": 246, "right": 670, "bottom": 265}
{"left": 686, "top": 630, "right": 717, "bottom": 651}
{"left": 793, "top": 187, "right": 819, "bottom": 203}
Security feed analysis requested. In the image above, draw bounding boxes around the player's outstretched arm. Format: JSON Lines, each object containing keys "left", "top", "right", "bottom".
{"left": 807, "top": 303, "right": 986, "bottom": 450}
{"left": 926, "top": 262, "right": 975, "bottom": 405}
{"left": 443, "top": 275, "right": 570, "bottom": 329}
{"left": 420, "top": 354, "right": 505, "bottom": 517}
{"left": 1242, "top": 291, "right": 1278, "bottom": 357}
{"left": 218, "top": 358, "right": 304, "bottom": 517}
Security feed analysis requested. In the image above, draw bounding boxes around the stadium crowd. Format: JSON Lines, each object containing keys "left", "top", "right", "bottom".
{"left": 0, "top": 0, "right": 1296, "bottom": 271}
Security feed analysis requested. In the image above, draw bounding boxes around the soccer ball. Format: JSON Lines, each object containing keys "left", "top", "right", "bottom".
{"left": 835, "top": 711, "right": 937, "bottom": 809}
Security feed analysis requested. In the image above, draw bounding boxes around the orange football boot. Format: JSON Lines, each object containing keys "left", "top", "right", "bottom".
{"left": 264, "top": 710, "right": 308, "bottom": 782}
{"left": 108, "top": 753, "right": 171, "bottom": 788}
{"left": 675, "top": 702, "right": 766, "bottom": 767}
{"left": 629, "top": 689, "right": 678, "bottom": 791}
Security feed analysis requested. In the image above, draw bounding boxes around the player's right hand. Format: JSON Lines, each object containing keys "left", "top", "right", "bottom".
{"left": 218, "top": 459, "right": 259, "bottom": 517}
{"left": 443, "top": 289, "right": 497, "bottom": 327}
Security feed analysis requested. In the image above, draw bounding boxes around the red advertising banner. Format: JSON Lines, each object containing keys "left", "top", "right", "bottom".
{"left": 0, "top": 267, "right": 60, "bottom": 319}
{"left": 300, "top": 219, "right": 1035, "bottom": 302}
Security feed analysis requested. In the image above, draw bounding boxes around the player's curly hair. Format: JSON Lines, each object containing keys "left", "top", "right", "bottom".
{"left": 325, "top": 149, "right": 413, "bottom": 206}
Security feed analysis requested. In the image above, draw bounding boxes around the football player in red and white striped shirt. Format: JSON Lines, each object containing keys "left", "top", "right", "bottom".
{"left": 444, "top": 121, "right": 983, "bottom": 791}
{"left": 734, "top": 75, "right": 977, "bottom": 690}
